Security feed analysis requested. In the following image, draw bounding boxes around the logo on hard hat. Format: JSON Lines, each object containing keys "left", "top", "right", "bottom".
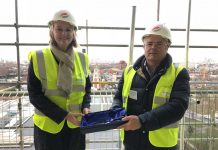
{"left": 60, "top": 12, "right": 69, "bottom": 18}
{"left": 151, "top": 24, "right": 162, "bottom": 31}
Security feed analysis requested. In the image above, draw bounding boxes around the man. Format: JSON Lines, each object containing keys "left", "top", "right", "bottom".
{"left": 111, "top": 22, "right": 190, "bottom": 150}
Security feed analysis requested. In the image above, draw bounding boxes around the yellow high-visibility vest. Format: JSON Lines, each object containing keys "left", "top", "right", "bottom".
{"left": 28, "top": 48, "right": 90, "bottom": 134}
{"left": 121, "top": 64, "right": 184, "bottom": 147}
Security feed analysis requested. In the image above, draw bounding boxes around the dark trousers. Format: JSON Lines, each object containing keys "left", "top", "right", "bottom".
{"left": 34, "top": 122, "right": 85, "bottom": 150}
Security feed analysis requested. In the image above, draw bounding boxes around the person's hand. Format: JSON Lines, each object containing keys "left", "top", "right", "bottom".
{"left": 117, "top": 115, "right": 141, "bottom": 131}
{"left": 65, "top": 112, "right": 83, "bottom": 126}
{"left": 82, "top": 108, "right": 90, "bottom": 114}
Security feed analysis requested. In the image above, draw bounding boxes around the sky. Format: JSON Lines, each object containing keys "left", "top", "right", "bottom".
{"left": 0, "top": 0, "right": 218, "bottom": 64}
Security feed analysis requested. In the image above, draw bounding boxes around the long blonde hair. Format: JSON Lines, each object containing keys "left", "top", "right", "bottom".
{"left": 49, "top": 23, "right": 78, "bottom": 48}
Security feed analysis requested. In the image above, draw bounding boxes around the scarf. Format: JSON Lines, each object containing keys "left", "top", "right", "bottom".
{"left": 51, "top": 46, "right": 74, "bottom": 95}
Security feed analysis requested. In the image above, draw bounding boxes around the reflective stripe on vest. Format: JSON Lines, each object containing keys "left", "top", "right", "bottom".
{"left": 122, "top": 65, "right": 134, "bottom": 108}
{"left": 121, "top": 64, "right": 184, "bottom": 147}
{"left": 35, "top": 50, "right": 88, "bottom": 96}
{"left": 29, "top": 48, "right": 89, "bottom": 133}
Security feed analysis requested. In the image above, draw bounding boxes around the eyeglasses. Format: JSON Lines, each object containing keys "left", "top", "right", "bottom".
{"left": 144, "top": 41, "right": 167, "bottom": 48}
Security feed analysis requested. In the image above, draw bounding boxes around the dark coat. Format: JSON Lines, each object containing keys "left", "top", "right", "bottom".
{"left": 111, "top": 54, "right": 190, "bottom": 150}
{"left": 27, "top": 59, "right": 92, "bottom": 124}
{"left": 27, "top": 51, "right": 92, "bottom": 150}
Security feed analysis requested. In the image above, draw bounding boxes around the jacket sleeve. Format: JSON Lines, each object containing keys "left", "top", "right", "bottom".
{"left": 27, "top": 59, "right": 68, "bottom": 124}
{"left": 138, "top": 68, "right": 190, "bottom": 131}
{"left": 110, "top": 72, "right": 124, "bottom": 109}
{"left": 81, "top": 76, "right": 92, "bottom": 110}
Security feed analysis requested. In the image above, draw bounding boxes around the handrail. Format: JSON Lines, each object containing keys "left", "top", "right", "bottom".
{"left": 1, "top": 89, "right": 218, "bottom": 97}
{"left": 1, "top": 80, "right": 218, "bottom": 86}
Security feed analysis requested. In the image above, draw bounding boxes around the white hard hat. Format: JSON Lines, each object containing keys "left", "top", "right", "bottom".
{"left": 142, "top": 22, "right": 171, "bottom": 43}
{"left": 48, "top": 10, "right": 77, "bottom": 30}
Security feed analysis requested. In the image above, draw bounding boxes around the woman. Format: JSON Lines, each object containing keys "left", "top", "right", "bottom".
{"left": 27, "top": 10, "right": 91, "bottom": 150}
